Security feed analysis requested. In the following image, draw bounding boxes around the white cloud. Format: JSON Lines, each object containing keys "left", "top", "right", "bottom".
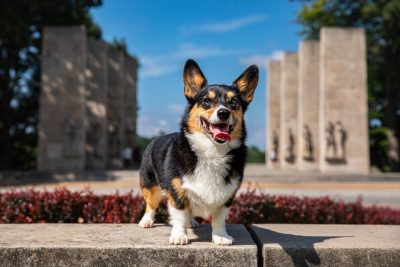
{"left": 170, "top": 43, "right": 246, "bottom": 59}
{"left": 168, "top": 103, "right": 186, "bottom": 115}
{"left": 238, "top": 50, "right": 284, "bottom": 68}
{"left": 269, "top": 50, "right": 284, "bottom": 61}
{"left": 181, "top": 15, "right": 267, "bottom": 35}
{"left": 138, "top": 113, "right": 179, "bottom": 137}
{"left": 140, "top": 56, "right": 177, "bottom": 78}
{"left": 140, "top": 43, "right": 247, "bottom": 78}
{"left": 239, "top": 54, "right": 269, "bottom": 68}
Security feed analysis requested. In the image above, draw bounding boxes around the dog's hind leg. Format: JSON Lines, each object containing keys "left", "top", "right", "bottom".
{"left": 139, "top": 185, "right": 162, "bottom": 228}
{"left": 187, "top": 217, "right": 199, "bottom": 228}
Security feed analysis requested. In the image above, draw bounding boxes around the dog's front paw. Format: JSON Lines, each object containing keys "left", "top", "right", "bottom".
{"left": 169, "top": 233, "right": 188, "bottom": 245}
{"left": 138, "top": 218, "right": 154, "bottom": 228}
{"left": 212, "top": 233, "right": 234, "bottom": 246}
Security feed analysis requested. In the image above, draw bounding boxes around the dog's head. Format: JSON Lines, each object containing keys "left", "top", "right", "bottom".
{"left": 182, "top": 59, "right": 259, "bottom": 145}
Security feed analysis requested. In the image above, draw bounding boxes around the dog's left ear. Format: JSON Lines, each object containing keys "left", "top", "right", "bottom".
{"left": 183, "top": 59, "right": 207, "bottom": 100}
{"left": 233, "top": 65, "right": 259, "bottom": 103}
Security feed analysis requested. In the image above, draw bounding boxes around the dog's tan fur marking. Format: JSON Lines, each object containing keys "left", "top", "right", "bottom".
{"left": 226, "top": 91, "right": 235, "bottom": 99}
{"left": 231, "top": 117, "right": 243, "bottom": 140}
{"left": 172, "top": 177, "right": 187, "bottom": 201}
{"left": 165, "top": 188, "right": 189, "bottom": 209}
{"left": 228, "top": 103, "right": 244, "bottom": 140}
{"left": 164, "top": 191, "right": 175, "bottom": 206}
{"left": 208, "top": 91, "right": 216, "bottom": 99}
{"left": 184, "top": 72, "right": 206, "bottom": 99}
{"left": 187, "top": 104, "right": 216, "bottom": 133}
{"left": 234, "top": 69, "right": 258, "bottom": 103}
{"left": 141, "top": 186, "right": 162, "bottom": 212}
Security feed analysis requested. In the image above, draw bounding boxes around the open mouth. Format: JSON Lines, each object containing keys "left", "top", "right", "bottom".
{"left": 200, "top": 117, "right": 234, "bottom": 143}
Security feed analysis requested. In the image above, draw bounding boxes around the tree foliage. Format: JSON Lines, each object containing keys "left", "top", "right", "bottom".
{"left": 0, "top": 0, "right": 102, "bottom": 170}
{"left": 247, "top": 146, "right": 265, "bottom": 163}
{"left": 294, "top": 0, "right": 400, "bottom": 171}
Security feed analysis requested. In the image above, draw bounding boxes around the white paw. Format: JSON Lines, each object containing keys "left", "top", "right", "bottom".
{"left": 169, "top": 233, "right": 188, "bottom": 245}
{"left": 138, "top": 218, "right": 154, "bottom": 228}
{"left": 212, "top": 233, "right": 234, "bottom": 246}
{"left": 188, "top": 218, "right": 199, "bottom": 228}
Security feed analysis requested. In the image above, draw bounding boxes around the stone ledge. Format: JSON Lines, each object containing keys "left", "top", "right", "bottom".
{"left": 1, "top": 224, "right": 400, "bottom": 267}
{"left": 251, "top": 224, "right": 400, "bottom": 267}
{"left": 0, "top": 224, "right": 257, "bottom": 267}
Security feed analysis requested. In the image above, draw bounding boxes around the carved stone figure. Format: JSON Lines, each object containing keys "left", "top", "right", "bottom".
{"left": 63, "top": 118, "right": 82, "bottom": 158}
{"left": 303, "top": 125, "right": 314, "bottom": 161}
{"left": 270, "top": 130, "right": 279, "bottom": 162}
{"left": 325, "top": 122, "right": 337, "bottom": 158}
{"left": 286, "top": 128, "right": 295, "bottom": 163}
{"left": 325, "top": 121, "right": 347, "bottom": 164}
{"left": 335, "top": 121, "right": 347, "bottom": 159}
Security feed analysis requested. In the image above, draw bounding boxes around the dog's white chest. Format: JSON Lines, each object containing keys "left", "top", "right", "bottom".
{"left": 183, "top": 132, "right": 241, "bottom": 217}
{"left": 182, "top": 155, "right": 239, "bottom": 217}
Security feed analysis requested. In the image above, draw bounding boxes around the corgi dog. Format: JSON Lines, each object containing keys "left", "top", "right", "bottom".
{"left": 139, "top": 59, "right": 259, "bottom": 245}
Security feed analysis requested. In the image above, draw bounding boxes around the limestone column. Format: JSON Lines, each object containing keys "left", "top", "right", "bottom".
{"left": 38, "top": 26, "right": 86, "bottom": 171}
{"left": 85, "top": 38, "right": 108, "bottom": 170}
{"left": 266, "top": 60, "right": 281, "bottom": 169}
{"left": 280, "top": 52, "right": 299, "bottom": 169}
{"left": 319, "top": 27, "right": 370, "bottom": 174}
{"left": 106, "top": 48, "right": 125, "bottom": 169}
{"left": 298, "top": 41, "right": 320, "bottom": 171}
{"left": 123, "top": 56, "right": 138, "bottom": 152}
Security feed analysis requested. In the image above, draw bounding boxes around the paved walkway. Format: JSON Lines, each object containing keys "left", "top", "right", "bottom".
{"left": 1, "top": 164, "right": 400, "bottom": 209}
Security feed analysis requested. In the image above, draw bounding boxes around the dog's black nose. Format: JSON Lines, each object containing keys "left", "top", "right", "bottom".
{"left": 217, "top": 108, "right": 230, "bottom": 120}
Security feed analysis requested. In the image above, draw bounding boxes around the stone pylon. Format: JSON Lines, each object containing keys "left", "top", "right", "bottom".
{"left": 298, "top": 41, "right": 320, "bottom": 171}
{"left": 319, "top": 27, "right": 369, "bottom": 174}
{"left": 85, "top": 39, "right": 108, "bottom": 170}
{"left": 280, "top": 52, "right": 299, "bottom": 170}
{"left": 266, "top": 60, "right": 281, "bottom": 168}
{"left": 38, "top": 26, "right": 87, "bottom": 171}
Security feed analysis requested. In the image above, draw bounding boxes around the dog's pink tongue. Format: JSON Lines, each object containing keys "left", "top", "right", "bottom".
{"left": 210, "top": 124, "right": 232, "bottom": 142}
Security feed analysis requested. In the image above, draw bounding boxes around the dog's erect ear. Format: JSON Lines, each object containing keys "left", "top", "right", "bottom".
{"left": 233, "top": 65, "right": 259, "bottom": 103}
{"left": 183, "top": 59, "right": 207, "bottom": 100}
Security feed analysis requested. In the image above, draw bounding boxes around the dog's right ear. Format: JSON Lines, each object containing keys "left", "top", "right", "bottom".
{"left": 183, "top": 59, "right": 207, "bottom": 101}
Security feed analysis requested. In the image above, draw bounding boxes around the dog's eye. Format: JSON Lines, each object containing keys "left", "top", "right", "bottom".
{"left": 228, "top": 99, "right": 238, "bottom": 107}
{"left": 202, "top": 98, "right": 212, "bottom": 108}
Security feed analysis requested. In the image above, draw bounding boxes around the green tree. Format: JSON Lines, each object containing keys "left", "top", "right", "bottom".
{"left": 247, "top": 146, "right": 266, "bottom": 163}
{"left": 109, "top": 37, "right": 128, "bottom": 54}
{"left": 0, "top": 0, "right": 102, "bottom": 170}
{"left": 294, "top": 0, "right": 400, "bottom": 171}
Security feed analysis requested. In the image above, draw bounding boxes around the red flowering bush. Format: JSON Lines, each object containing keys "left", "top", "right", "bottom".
{"left": 1, "top": 188, "right": 399, "bottom": 224}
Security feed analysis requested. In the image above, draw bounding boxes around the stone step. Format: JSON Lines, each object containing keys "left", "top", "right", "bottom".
{"left": 1, "top": 224, "right": 399, "bottom": 266}
{"left": 0, "top": 224, "right": 257, "bottom": 267}
{"left": 251, "top": 224, "right": 400, "bottom": 267}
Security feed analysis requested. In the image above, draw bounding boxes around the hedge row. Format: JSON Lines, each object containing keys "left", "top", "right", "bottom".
{"left": 1, "top": 188, "right": 399, "bottom": 224}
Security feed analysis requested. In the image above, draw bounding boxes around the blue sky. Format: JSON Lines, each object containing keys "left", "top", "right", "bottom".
{"left": 91, "top": 0, "right": 303, "bottom": 149}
